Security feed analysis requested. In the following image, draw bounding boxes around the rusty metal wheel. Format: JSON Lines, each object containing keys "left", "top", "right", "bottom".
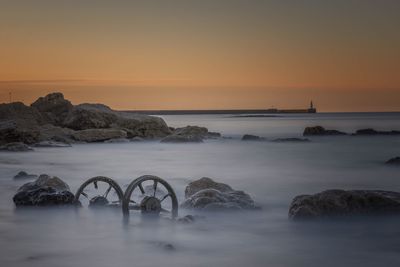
{"left": 74, "top": 176, "right": 124, "bottom": 208}
{"left": 122, "top": 175, "right": 178, "bottom": 219}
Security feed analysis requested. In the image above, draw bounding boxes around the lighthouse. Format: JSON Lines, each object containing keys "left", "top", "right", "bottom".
{"left": 308, "top": 100, "right": 317, "bottom": 113}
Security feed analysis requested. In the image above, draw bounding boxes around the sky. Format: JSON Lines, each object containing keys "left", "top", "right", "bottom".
{"left": 0, "top": 0, "right": 399, "bottom": 111}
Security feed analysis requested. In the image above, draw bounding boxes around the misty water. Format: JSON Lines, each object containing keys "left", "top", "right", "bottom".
{"left": 1, "top": 113, "right": 400, "bottom": 267}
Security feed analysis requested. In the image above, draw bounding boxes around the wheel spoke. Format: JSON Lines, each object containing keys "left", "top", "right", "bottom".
{"left": 159, "top": 193, "right": 171, "bottom": 202}
{"left": 93, "top": 181, "right": 98, "bottom": 190}
{"left": 138, "top": 182, "right": 145, "bottom": 195}
{"left": 103, "top": 184, "right": 112, "bottom": 198}
{"left": 81, "top": 191, "right": 89, "bottom": 199}
{"left": 153, "top": 180, "right": 158, "bottom": 197}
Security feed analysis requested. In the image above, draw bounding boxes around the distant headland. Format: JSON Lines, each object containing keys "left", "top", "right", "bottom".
{"left": 126, "top": 101, "right": 317, "bottom": 115}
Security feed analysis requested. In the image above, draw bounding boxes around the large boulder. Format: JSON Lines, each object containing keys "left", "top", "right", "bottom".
{"left": 37, "top": 124, "right": 76, "bottom": 143}
{"left": 62, "top": 104, "right": 117, "bottom": 130}
{"left": 303, "top": 126, "right": 347, "bottom": 136}
{"left": 289, "top": 189, "right": 400, "bottom": 220}
{"left": 181, "top": 177, "right": 257, "bottom": 211}
{"left": 72, "top": 128, "right": 127, "bottom": 142}
{"left": 13, "top": 174, "right": 74, "bottom": 206}
{"left": 31, "top": 92, "right": 73, "bottom": 124}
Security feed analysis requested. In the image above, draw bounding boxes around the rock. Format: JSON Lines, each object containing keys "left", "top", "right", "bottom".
{"left": 184, "top": 177, "right": 233, "bottom": 198}
{"left": 0, "top": 102, "right": 44, "bottom": 124}
{"left": 33, "top": 141, "right": 71, "bottom": 147}
{"left": 161, "top": 126, "right": 220, "bottom": 143}
{"left": 72, "top": 129, "right": 127, "bottom": 142}
{"left": 13, "top": 171, "right": 38, "bottom": 180}
{"left": 62, "top": 104, "right": 117, "bottom": 130}
{"left": 272, "top": 138, "right": 310, "bottom": 142}
{"left": 303, "top": 126, "right": 347, "bottom": 136}
{"left": 161, "top": 135, "right": 203, "bottom": 143}
{"left": 0, "top": 119, "right": 41, "bottom": 145}
{"left": 289, "top": 189, "right": 400, "bottom": 220}
{"left": 181, "top": 177, "right": 257, "bottom": 211}
{"left": 241, "top": 134, "right": 265, "bottom": 141}
{"left": 386, "top": 157, "right": 400, "bottom": 165}
{"left": 0, "top": 142, "right": 33, "bottom": 152}
{"left": 13, "top": 174, "right": 74, "bottom": 206}
{"left": 353, "top": 128, "right": 400, "bottom": 136}
{"left": 37, "top": 124, "right": 76, "bottom": 144}
{"left": 104, "top": 138, "right": 130, "bottom": 143}
{"left": 31, "top": 92, "right": 73, "bottom": 125}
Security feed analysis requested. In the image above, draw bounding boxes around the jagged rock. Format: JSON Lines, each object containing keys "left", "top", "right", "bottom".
{"left": 272, "top": 138, "right": 310, "bottom": 142}
{"left": 353, "top": 128, "right": 400, "bottom": 136}
{"left": 13, "top": 174, "right": 74, "bottom": 206}
{"left": 303, "top": 126, "right": 347, "bottom": 136}
{"left": 289, "top": 189, "right": 400, "bottom": 220}
{"left": 241, "top": 134, "right": 265, "bottom": 141}
{"left": 72, "top": 129, "right": 127, "bottom": 142}
{"left": 13, "top": 171, "right": 38, "bottom": 180}
{"left": 181, "top": 177, "right": 257, "bottom": 211}
{"left": 0, "top": 142, "right": 33, "bottom": 152}
{"left": 33, "top": 141, "right": 71, "bottom": 147}
{"left": 31, "top": 92, "right": 73, "bottom": 125}
{"left": 386, "top": 157, "right": 400, "bottom": 165}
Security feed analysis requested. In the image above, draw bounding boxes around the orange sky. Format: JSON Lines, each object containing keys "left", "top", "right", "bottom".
{"left": 0, "top": 1, "right": 399, "bottom": 111}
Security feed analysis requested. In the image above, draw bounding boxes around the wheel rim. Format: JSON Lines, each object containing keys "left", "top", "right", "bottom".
{"left": 122, "top": 175, "right": 178, "bottom": 219}
{"left": 74, "top": 176, "right": 124, "bottom": 208}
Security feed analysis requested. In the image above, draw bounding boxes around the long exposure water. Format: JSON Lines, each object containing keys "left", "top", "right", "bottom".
{"left": 1, "top": 113, "right": 400, "bottom": 267}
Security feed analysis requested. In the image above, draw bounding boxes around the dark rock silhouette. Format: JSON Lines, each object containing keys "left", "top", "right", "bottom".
{"left": 386, "top": 157, "right": 400, "bottom": 165}
{"left": 241, "top": 134, "right": 265, "bottom": 141}
{"left": 303, "top": 126, "right": 347, "bottom": 136}
{"left": 353, "top": 128, "right": 400, "bottom": 136}
{"left": 289, "top": 189, "right": 400, "bottom": 220}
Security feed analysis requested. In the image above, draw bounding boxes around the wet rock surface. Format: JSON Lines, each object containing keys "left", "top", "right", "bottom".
{"left": 289, "top": 189, "right": 400, "bottom": 220}
{"left": 13, "top": 171, "right": 38, "bottom": 180}
{"left": 303, "top": 126, "right": 347, "bottom": 136}
{"left": 241, "top": 134, "right": 265, "bottom": 141}
{"left": 0, "top": 142, "right": 33, "bottom": 152}
{"left": 181, "top": 177, "right": 257, "bottom": 211}
{"left": 13, "top": 174, "right": 74, "bottom": 206}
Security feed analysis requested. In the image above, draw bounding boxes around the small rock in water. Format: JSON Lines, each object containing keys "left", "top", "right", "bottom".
{"left": 0, "top": 142, "right": 34, "bottom": 152}
{"left": 181, "top": 177, "right": 258, "bottom": 211}
{"left": 386, "top": 157, "right": 400, "bottom": 165}
{"left": 13, "top": 174, "right": 74, "bottom": 206}
{"left": 241, "top": 134, "right": 265, "bottom": 141}
{"left": 13, "top": 171, "right": 38, "bottom": 180}
{"left": 303, "top": 126, "right": 347, "bottom": 136}
{"left": 353, "top": 128, "right": 400, "bottom": 136}
{"left": 289, "top": 189, "right": 400, "bottom": 220}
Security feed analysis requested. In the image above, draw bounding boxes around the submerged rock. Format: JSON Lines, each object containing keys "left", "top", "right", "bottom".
{"left": 13, "top": 171, "right": 38, "bottom": 180}
{"left": 386, "top": 157, "right": 400, "bottom": 165}
{"left": 272, "top": 138, "right": 310, "bottom": 142}
{"left": 13, "top": 174, "right": 74, "bottom": 206}
{"left": 353, "top": 128, "right": 400, "bottom": 136}
{"left": 181, "top": 177, "right": 257, "bottom": 211}
{"left": 0, "top": 142, "right": 33, "bottom": 152}
{"left": 241, "top": 134, "right": 265, "bottom": 141}
{"left": 289, "top": 189, "right": 400, "bottom": 220}
{"left": 303, "top": 126, "right": 347, "bottom": 136}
